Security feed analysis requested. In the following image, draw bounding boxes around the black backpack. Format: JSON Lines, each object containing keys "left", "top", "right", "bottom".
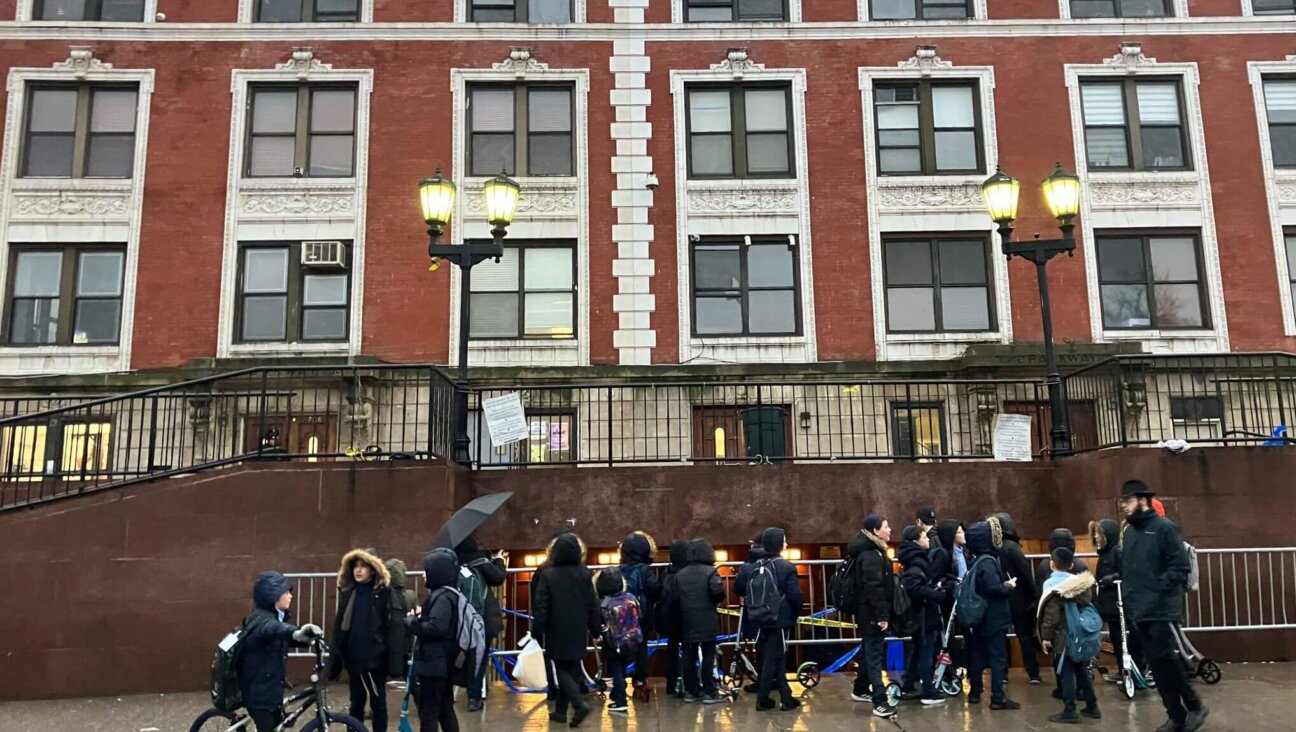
{"left": 829, "top": 555, "right": 861, "bottom": 616}
{"left": 892, "top": 566, "right": 923, "bottom": 637}
{"left": 742, "top": 558, "right": 784, "bottom": 628}
{"left": 210, "top": 619, "right": 249, "bottom": 713}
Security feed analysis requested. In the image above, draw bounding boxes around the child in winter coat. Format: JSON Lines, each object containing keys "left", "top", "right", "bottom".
{"left": 596, "top": 567, "right": 636, "bottom": 714}
{"left": 898, "top": 526, "right": 947, "bottom": 705}
{"left": 454, "top": 535, "right": 508, "bottom": 712}
{"left": 674, "top": 538, "right": 728, "bottom": 704}
{"left": 658, "top": 539, "right": 691, "bottom": 697}
{"left": 1037, "top": 547, "right": 1101, "bottom": 724}
{"left": 238, "top": 572, "right": 324, "bottom": 732}
{"left": 327, "top": 548, "right": 405, "bottom": 732}
{"left": 533, "top": 533, "right": 603, "bottom": 728}
{"left": 965, "top": 520, "right": 1020, "bottom": 710}
{"left": 406, "top": 548, "right": 462, "bottom": 732}
{"left": 617, "top": 531, "right": 661, "bottom": 696}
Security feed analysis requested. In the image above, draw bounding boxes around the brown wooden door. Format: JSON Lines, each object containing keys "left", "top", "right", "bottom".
{"left": 1002, "top": 401, "right": 1098, "bottom": 456}
{"left": 244, "top": 415, "right": 337, "bottom": 458}
{"left": 693, "top": 407, "right": 746, "bottom": 462}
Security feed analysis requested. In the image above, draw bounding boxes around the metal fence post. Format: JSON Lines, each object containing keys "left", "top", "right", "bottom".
{"left": 606, "top": 387, "right": 614, "bottom": 467}
{"left": 146, "top": 396, "right": 158, "bottom": 473}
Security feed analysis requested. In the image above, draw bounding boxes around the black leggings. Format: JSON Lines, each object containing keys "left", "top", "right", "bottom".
{"left": 247, "top": 708, "right": 284, "bottom": 732}
{"left": 415, "top": 677, "right": 459, "bottom": 732}
{"left": 551, "top": 658, "right": 589, "bottom": 717}
{"left": 347, "top": 669, "right": 387, "bottom": 732}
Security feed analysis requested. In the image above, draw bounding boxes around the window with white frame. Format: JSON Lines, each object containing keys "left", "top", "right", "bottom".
{"left": 244, "top": 84, "right": 356, "bottom": 178}
{"left": 686, "top": 83, "right": 793, "bottom": 179}
{"left": 1069, "top": 0, "right": 1171, "bottom": 16}
{"left": 4, "top": 245, "right": 124, "bottom": 346}
{"left": 883, "top": 236, "right": 995, "bottom": 333}
{"left": 871, "top": 0, "right": 970, "bottom": 19}
{"left": 1262, "top": 78, "right": 1296, "bottom": 168}
{"left": 1080, "top": 78, "right": 1189, "bottom": 171}
{"left": 1097, "top": 232, "right": 1208, "bottom": 330}
{"left": 33, "top": 0, "right": 146, "bottom": 20}
{"left": 686, "top": 0, "right": 788, "bottom": 21}
{"left": 470, "top": 0, "right": 571, "bottom": 21}
{"left": 468, "top": 242, "right": 576, "bottom": 340}
{"left": 468, "top": 84, "right": 574, "bottom": 177}
{"left": 874, "top": 80, "right": 983, "bottom": 175}
{"left": 254, "top": 0, "right": 360, "bottom": 21}
{"left": 1252, "top": 0, "right": 1296, "bottom": 14}
{"left": 1285, "top": 231, "right": 1296, "bottom": 308}
{"left": 690, "top": 236, "right": 801, "bottom": 337}
{"left": 235, "top": 242, "right": 351, "bottom": 343}
{"left": 20, "top": 83, "right": 138, "bottom": 178}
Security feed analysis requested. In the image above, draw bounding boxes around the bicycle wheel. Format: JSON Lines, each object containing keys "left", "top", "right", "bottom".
{"left": 188, "top": 708, "right": 240, "bottom": 732}
{"left": 301, "top": 713, "right": 367, "bottom": 731}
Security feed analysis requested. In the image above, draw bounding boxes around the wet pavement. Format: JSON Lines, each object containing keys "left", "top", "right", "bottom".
{"left": 1, "top": 665, "right": 1292, "bottom": 731}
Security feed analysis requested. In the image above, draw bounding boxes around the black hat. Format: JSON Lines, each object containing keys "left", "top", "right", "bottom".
{"left": 1121, "top": 479, "right": 1156, "bottom": 499}
{"left": 862, "top": 514, "right": 883, "bottom": 532}
{"left": 901, "top": 525, "right": 922, "bottom": 542}
{"left": 916, "top": 507, "right": 936, "bottom": 525}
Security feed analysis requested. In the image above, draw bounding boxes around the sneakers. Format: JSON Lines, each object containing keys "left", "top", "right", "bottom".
{"left": 851, "top": 693, "right": 872, "bottom": 703}
{"left": 921, "top": 697, "right": 946, "bottom": 706}
{"left": 1049, "top": 711, "right": 1081, "bottom": 724}
{"left": 1185, "top": 706, "right": 1210, "bottom": 732}
{"left": 1081, "top": 706, "right": 1102, "bottom": 720}
{"left": 780, "top": 699, "right": 801, "bottom": 712}
{"left": 873, "top": 703, "right": 898, "bottom": 718}
{"left": 990, "top": 698, "right": 1021, "bottom": 710}
{"left": 607, "top": 704, "right": 629, "bottom": 715}
{"left": 703, "top": 694, "right": 728, "bottom": 705}
{"left": 682, "top": 693, "right": 703, "bottom": 703}
{"left": 1030, "top": 678, "right": 1043, "bottom": 685}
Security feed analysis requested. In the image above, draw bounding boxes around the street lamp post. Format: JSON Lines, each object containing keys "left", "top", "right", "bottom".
{"left": 419, "top": 169, "right": 521, "bottom": 465}
{"left": 982, "top": 163, "right": 1082, "bottom": 456}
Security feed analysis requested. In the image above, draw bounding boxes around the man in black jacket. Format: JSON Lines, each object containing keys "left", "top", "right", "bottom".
{"left": 675, "top": 538, "right": 728, "bottom": 704}
{"left": 455, "top": 535, "right": 508, "bottom": 712}
{"left": 988, "top": 513, "right": 1042, "bottom": 684}
{"left": 747, "top": 527, "right": 803, "bottom": 713}
{"left": 1090, "top": 517, "right": 1146, "bottom": 679}
{"left": 846, "top": 514, "right": 896, "bottom": 718}
{"left": 1120, "top": 480, "right": 1208, "bottom": 732}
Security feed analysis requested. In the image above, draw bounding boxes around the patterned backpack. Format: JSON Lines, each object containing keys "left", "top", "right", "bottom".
{"left": 600, "top": 592, "right": 644, "bottom": 658}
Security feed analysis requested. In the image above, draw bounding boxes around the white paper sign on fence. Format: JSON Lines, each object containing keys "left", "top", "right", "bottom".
{"left": 992, "top": 413, "right": 1034, "bottom": 462}
{"left": 483, "top": 392, "right": 530, "bottom": 448}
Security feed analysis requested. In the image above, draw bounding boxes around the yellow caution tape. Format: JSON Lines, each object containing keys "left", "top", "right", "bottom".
{"left": 718, "top": 607, "right": 856, "bottom": 630}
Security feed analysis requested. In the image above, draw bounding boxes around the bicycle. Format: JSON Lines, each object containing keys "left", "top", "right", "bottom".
{"left": 188, "top": 638, "right": 366, "bottom": 732}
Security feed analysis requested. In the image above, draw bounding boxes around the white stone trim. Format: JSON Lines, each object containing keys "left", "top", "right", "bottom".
{"left": 237, "top": 0, "right": 375, "bottom": 23}
{"left": 1057, "top": 0, "right": 1188, "bottom": 19}
{"left": 448, "top": 55, "right": 591, "bottom": 368}
{"left": 670, "top": 56, "right": 817, "bottom": 364}
{"left": 859, "top": 0, "right": 986, "bottom": 21}
{"left": 1241, "top": 0, "right": 1292, "bottom": 15}
{"left": 1064, "top": 43, "right": 1228, "bottom": 353}
{"left": 18, "top": 0, "right": 160, "bottom": 22}
{"left": 674, "top": 0, "right": 802, "bottom": 23}
{"left": 857, "top": 49, "right": 1010, "bottom": 362}
{"left": 0, "top": 49, "right": 154, "bottom": 375}
{"left": 1248, "top": 56, "right": 1296, "bottom": 337}
{"left": 217, "top": 49, "right": 373, "bottom": 359}
{"left": 456, "top": 0, "right": 586, "bottom": 23}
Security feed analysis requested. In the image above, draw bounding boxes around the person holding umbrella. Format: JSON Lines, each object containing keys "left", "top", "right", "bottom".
{"left": 454, "top": 535, "right": 507, "bottom": 712}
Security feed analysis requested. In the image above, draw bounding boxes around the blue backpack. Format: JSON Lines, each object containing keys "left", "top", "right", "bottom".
{"left": 955, "top": 556, "right": 992, "bottom": 628}
{"left": 1063, "top": 600, "right": 1104, "bottom": 662}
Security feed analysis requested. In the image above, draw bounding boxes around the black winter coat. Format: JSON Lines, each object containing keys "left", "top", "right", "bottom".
{"left": 457, "top": 542, "right": 508, "bottom": 638}
{"left": 732, "top": 544, "right": 766, "bottom": 640}
{"left": 988, "top": 513, "right": 1038, "bottom": 618}
{"left": 674, "top": 539, "right": 726, "bottom": 642}
{"left": 1090, "top": 519, "right": 1123, "bottom": 617}
{"left": 1121, "top": 508, "right": 1191, "bottom": 623}
{"left": 533, "top": 534, "right": 603, "bottom": 660}
{"left": 847, "top": 530, "right": 894, "bottom": 628}
{"left": 737, "top": 529, "right": 802, "bottom": 630}
{"left": 328, "top": 582, "right": 403, "bottom": 678}
{"left": 966, "top": 522, "right": 1014, "bottom": 634}
{"left": 899, "top": 540, "right": 945, "bottom": 633}
{"left": 619, "top": 532, "right": 662, "bottom": 635}
{"left": 656, "top": 539, "right": 690, "bottom": 637}
{"left": 408, "top": 549, "right": 461, "bottom": 680}
{"left": 238, "top": 572, "right": 305, "bottom": 711}
{"left": 1034, "top": 528, "right": 1091, "bottom": 590}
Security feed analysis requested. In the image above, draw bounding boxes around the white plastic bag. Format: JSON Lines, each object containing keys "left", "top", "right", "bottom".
{"left": 512, "top": 633, "right": 549, "bottom": 691}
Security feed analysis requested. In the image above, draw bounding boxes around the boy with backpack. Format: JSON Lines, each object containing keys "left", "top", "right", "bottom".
{"left": 454, "top": 535, "right": 507, "bottom": 712}
{"left": 960, "top": 520, "right": 1020, "bottom": 710}
{"left": 674, "top": 538, "right": 728, "bottom": 704}
{"left": 738, "top": 527, "right": 803, "bottom": 713}
{"left": 407, "top": 547, "right": 486, "bottom": 732}
{"left": 231, "top": 572, "right": 324, "bottom": 732}
{"left": 617, "top": 531, "right": 661, "bottom": 698}
{"left": 1037, "top": 547, "right": 1102, "bottom": 724}
{"left": 596, "top": 567, "right": 644, "bottom": 714}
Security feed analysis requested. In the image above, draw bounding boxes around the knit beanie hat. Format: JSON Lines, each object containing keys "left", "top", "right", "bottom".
{"left": 902, "top": 525, "right": 922, "bottom": 542}
{"left": 862, "top": 514, "right": 883, "bottom": 532}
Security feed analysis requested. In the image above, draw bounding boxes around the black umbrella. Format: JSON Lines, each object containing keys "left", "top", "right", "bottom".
{"left": 434, "top": 492, "right": 514, "bottom": 550}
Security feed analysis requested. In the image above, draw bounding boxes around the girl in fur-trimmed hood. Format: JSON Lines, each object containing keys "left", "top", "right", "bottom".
{"left": 327, "top": 548, "right": 405, "bottom": 732}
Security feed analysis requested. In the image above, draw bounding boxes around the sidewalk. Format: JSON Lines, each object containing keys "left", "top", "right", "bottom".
{"left": 0, "top": 666, "right": 1289, "bottom": 731}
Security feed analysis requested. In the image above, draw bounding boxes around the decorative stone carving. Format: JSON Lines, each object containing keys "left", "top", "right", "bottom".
{"left": 1087, "top": 180, "right": 1199, "bottom": 206}
{"left": 464, "top": 182, "right": 576, "bottom": 215}
{"left": 275, "top": 47, "right": 332, "bottom": 80}
{"left": 686, "top": 185, "right": 799, "bottom": 215}
{"left": 492, "top": 47, "right": 549, "bottom": 78}
{"left": 1103, "top": 42, "right": 1156, "bottom": 70}
{"left": 52, "top": 47, "right": 112, "bottom": 79}
{"left": 11, "top": 192, "right": 130, "bottom": 219}
{"left": 240, "top": 191, "right": 355, "bottom": 217}
{"left": 710, "top": 48, "right": 764, "bottom": 79}
{"left": 876, "top": 183, "right": 982, "bottom": 210}
{"left": 898, "top": 45, "right": 952, "bottom": 75}
{"left": 1276, "top": 183, "right": 1296, "bottom": 204}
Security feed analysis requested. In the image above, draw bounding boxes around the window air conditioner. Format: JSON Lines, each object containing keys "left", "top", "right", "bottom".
{"left": 302, "top": 241, "right": 347, "bottom": 269}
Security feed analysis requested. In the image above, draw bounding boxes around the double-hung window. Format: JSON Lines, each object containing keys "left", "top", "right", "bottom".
{"left": 883, "top": 237, "right": 994, "bottom": 333}
{"left": 874, "top": 81, "right": 982, "bottom": 175}
{"left": 686, "top": 84, "right": 793, "bottom": 179}
{"left": 1097, "top": 233, "right": 1208, "bottom": 330}
{"left": 470, "top": 0, "right": 572, "bottom": 21}
{"left": 1262, "top": 78, "right": 1296, "bottom": 168}
{"left": 1252, "top": 0, "right": 1296, "bottom": 15}
{"left": 468, "top": 242, "right": 576, "bottom": 340}
{"left": 469, "top": 84, "right": 574, "bottom": 177}
{"left": 22, "top": 84, "right": 138, "bottom": 178}
{"left": 1069, "top": 0, "right": 1171, "bottom": 17}
{"left": 691, "top": 237, "right": 800, "bottom": 336}
{"left": 1285, "top": 231, "right": 1296, "bottom": 309}
{"left": 871, "top": 0, "right": 971, "bottom": 20}
{"left": 236, "top": 242, "right": 351, "bottom": 343}
{"left": 245, "top": 84, "right": 356, "bottom": 178}
{"left": 1080, "top": 78, "right": 1189, "bottom": 171}
{"left": 4, "top": 245, "right": 125, "bottom": 346}
{"left": 255, "top": 0, "right": 360, "bottom": 21}
{"left": 686, "top": 0, "right": 787, "bottom": 21}
{"left": 34, "top": 0, "right": 146, "bottom": 20}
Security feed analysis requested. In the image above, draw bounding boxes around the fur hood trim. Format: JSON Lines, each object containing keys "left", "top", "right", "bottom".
{"left": 1037, "top": 571, "right": 1096, "bottom": 614}
{"left": 336, "top": 548, "right": 391, "bottom": 589}
{"left": 986, "top": 516, "right": 1005, "bottom": 550}
{"left": 860, "top": 529, "right": 889, "bottom": 552}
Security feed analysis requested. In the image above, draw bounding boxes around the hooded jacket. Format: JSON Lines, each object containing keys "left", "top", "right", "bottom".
{"left": 1120, "top": 507, "right": 1191, "bottom": 623}
{"left": 384, "top": 558, "right": 415, "bottom": 662}
{"left": 328, "top": 549, "right": 404, "bottom": 678}
{"left": 656, "top": 539, "right": 691, "bottom": 636}
{"left": 1034, "top": 528, "right": 1092, "bottom": 590}
{"left": 846, "top": 528, "right": 894, "bottom": 628}
{"left": 732, "top": 541, "right": 766, "bottom": 639}
{"left": 1036, "top": 571, "right": 1097, "bottom": 657}
{"left": 987, "top": 513, "right": 1038, "bottom": 619}
{"left": 929, "top": 520, "right": 960, "bottom": 589}
{"left": 899, "top": 539, "right": 946, "bottom": 633}
{"left": 532, "top": 534, "right": 603, "bottom": 660}
{"left": 966, "top": 521, "right": 1014, "bottom": 634}
{"left": 737, "top": 528, "right": 802, "bottom": 629}
{"left": 1090, "top": 519, "right": 1122, "bottom": 617}
{"left": 456, "top": 536, "right": 508, "bottom": 638}
{"left": 407, "top": 548, "right": 461, "bottom": 680}
{"left": 619, "top": 531, "right": 663, "bottom": 635}
{"left": 238, "top": 572, "right": 304, "bottom": 710}
{"left": 673, "top": 539, "right": 726, "bottom": 643}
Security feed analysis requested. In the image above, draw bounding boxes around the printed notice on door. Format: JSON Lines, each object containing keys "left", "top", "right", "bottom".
{"left": 483, "top": 392, "right": 529, "bottom": 448}
{"left": 992, "top": 413, "right": 1033, "bottom": 462}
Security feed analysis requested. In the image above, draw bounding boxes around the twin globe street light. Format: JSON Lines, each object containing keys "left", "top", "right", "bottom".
{"left": 981, "top": 163, "right": 1083, "bottom": 456}
{"left": 418, "top": 169, "right": 521, "bottom": 464}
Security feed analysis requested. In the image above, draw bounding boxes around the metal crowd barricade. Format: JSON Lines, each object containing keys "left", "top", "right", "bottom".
{"left": 283, "top": 547, "right": 1296, "bottom": 660}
